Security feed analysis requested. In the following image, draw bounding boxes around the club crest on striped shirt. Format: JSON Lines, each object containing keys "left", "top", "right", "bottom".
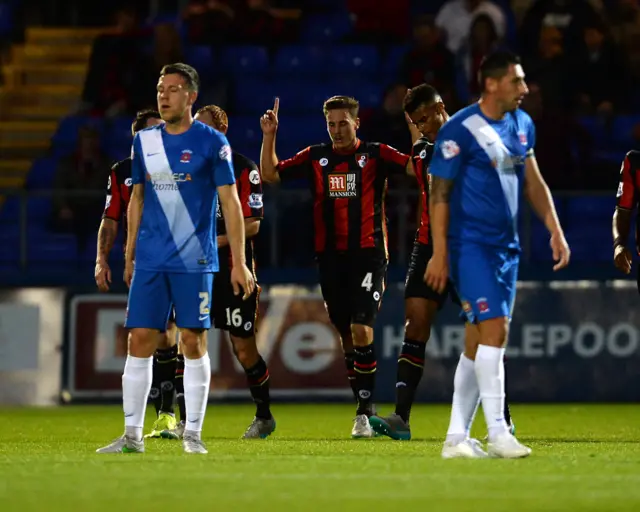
{"left": 356, "top": 153, "right": 368, "bottom": 168}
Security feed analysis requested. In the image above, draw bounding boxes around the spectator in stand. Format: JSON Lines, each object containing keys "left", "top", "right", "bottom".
{"left": 80, "top": 7, "right": 149, "bottom": 117}
{"left": 346, "top": 0, "right": 410, "bottom": 43}
{"left": 52, "top": 124, "right": 111, "bottom": 253}
{"left": 455, "top": 13, "right": 502, "bottom": 105}
{"left": 519, "top": 0, "right": 602, "bottom": 58}
{"left": 524, "top": 25, "right": 572, "bottom": 111}
{"left": 573, "top": 18, "right": 628, "bottom": 115}
{"left": 183, "top": 0, "right": 235, "bottom": 45}
{"left": 608, "top": 0, "right": 640, "bottom": 91}
{"left": 234, "top": 0, "right": 300, "bottom": 45}
{"left": 359, "top": 83, "right": 412, "bottom": 156}
{"left": 435, "top": 0, "right": 506, "bottom": 54}
{"left": 399, "top": 16, "right": 456, "bottom": 107}
{"left": 521, "top": 83, "right": 593, "bottom": 189}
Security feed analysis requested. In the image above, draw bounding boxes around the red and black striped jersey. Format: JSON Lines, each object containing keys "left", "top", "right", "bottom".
{"left": 102, "top": 157, "right": 133, "bottom": 253}
{"left": 615, "top": 150, "right": 640, "bottom": 253}
{"left": 217, "top": 151, "right": 263, "bottom": 270}
{"left": 276, "top": 139, "right": 410, "bottom": 256}
{"left": 412, "top": 136, "right": 434, "bottom": 246}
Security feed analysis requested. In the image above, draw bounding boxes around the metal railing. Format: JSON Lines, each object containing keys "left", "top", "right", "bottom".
{"left": 0, "top": 186, "right": 615, "bottom": 271}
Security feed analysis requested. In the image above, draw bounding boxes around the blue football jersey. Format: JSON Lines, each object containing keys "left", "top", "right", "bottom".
{"left": 131, "top": 121, "right": 236, "bottom": 272}
{"left": 429, "top": 103, "right": 536, "bottom": 250}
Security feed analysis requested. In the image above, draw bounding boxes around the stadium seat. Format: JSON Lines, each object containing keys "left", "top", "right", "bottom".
{"left": 382, "top": 44, "right": 410, "bottom": 75}
{"left": 51, "top": 116, "right": 103, "bottom": 157}
{"left": 330, "top": 78, "right": 383, "bottom": 108}
{"left": 278, "top": 116, "right": 329, "bottom": 148}
{"left": 566, "top": 196, "right": 616, "bottom": 225}
{"left": 563, "top": 223, "right": 612, "bottom": 262}
{"left": 274, "top": 45, "right": 329, "bottom": 75}
{"left": 233, "top": 79, "right": 282, "bottom": 115}
{"left": 27, "top": 233, "right": 78, "bottom": 263}
{"left": 230, "top": 116, "right": 263, "bottom": 149}
{"left": 25, "top": 157, "right": 58, "bottom": 190}
{"left": 327, "top": 44, "right": 380, "bottom": 74}
{"left": 577, "top": 116, "right": 611, "bottom": 150}
{"left": 300, "top": 12, "right": 354, "bottom": 43}
{"left": 184, "top": 45, "right": 216, "bottom": 76}
{"left": 611, "top": 115, "right": 640, "bottom": 151}
{"left": 222, "top": 46, "right": 269, "bottom": 75}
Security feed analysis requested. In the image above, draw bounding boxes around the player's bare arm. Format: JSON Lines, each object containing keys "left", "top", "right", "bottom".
{"left": 95, "top": 218, "right": 118, "bottom": 291}
{"left": 217, "top": 218, "right": 260, "bottom": 248}
{"left": 613, "top": 208, "right": 633, "bottom": 274}
{"left": 426, "top": 176, "right": 454, "bottom": 293}
{"left": 260, "top": 97, "right": 281, "bottom": 183}
{"left": 524, "top": 156, "right": 570, "bottom": 271}
{"left": 218, "top": 183, "right": 256, "bottom": 299}
{"left": 124, "top": 183, "right": 144, "bottom": 287}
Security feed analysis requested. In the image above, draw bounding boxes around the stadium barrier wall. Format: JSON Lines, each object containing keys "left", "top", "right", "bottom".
{"left": 63, "top": 280, "right": 640, "bottom": 403}
{"left": 0, "top": 289, "right": 64, "bottom": 405}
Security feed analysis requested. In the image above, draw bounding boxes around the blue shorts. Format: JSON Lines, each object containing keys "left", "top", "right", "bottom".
{"left": 125, "top": 270, "right": 214, "bottom": 330}
{"left": 449, "top": 244, "right": 519, "bottom": 324}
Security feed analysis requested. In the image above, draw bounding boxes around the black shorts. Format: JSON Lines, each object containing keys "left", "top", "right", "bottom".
{"left": 317, "top": 249, "right": 388, "bottom": 334}
{"left": 405, "top": 242, "right": 460, "bottom": 309}
{"left": 212, "top": 269, "right": 260, "bottom": 338}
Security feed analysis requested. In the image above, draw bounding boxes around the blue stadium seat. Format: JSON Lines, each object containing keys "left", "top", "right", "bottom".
{"left": 383, "top": 45, "right": 410, "bottom": 75}
{"left": 300, "top": 12, "right": 354, "bottom": 43}
{"left": 577, "top": 116, "right": 611, "bottom": 150}
{"left": 278, "top": 116, "right": 329, "bottom": 148}
{"left": 233, "top": 79, "right": 281, "bottom": 115}
{"left": 222, "top": 46, "right": 269, "bottom": 75}
{"left": 229, "top": 116, "right": 263, "bottom": 149}
{"left": 274, "top": 45, "right": 329, "bottom": 75}
{"left": 51, "top": 116, "right": 104, "bottom": 156}
{"left": 184, "top": 45, "right": 216, "bottom": 77}
{"left": 563, "top": 223, "right": 612, "bottom": 262}
{"left": 0, "top": 0, "right": 15, "bottom": 38}
{"left": 331, "top": 79, "right": 383, "bottom": 108}
{"left": 25, "top": 157, "right": 58, "bottom": 190}
{"left": 28, "top": 234, "right": 78, "bottom": 263}
{"left": 611, "top": 115, "right": 640, "bottom": 150}
{"left": 327, "top": 45, "right": 380, "bottom": 74}
{"left": 566, "top": 196, "right": 616, "bottom": 226}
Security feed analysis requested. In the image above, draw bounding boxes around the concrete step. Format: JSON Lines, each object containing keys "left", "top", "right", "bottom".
{"left": 2, "top": 63, "right": 87, "bottom": 87}
{"left": 0, "top": 85, "right": 82, "bottom": 110}
{"left": 25, "top": 27, "right": 105, "bottom": 46}
{"left": 0, "top": 176, "right": 26, "bottom": 189}
{"left": 0, "top": 104, "right": 72, "bottom": 121}
{"left": 0, "top": 160, "right": 32, "bottom": 177}
{"left": 11, "top": 44, "right": 92, "bottom": 65}
{"left": 0, "top": 122, "right": 58, "bottom": 144}
{"left": 0, "top": 141, "right": 49, "bottom": 160}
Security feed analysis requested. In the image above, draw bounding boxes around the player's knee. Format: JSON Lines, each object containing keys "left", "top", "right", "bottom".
{"left": 478, "top": 317, "right": 509, "bottom": 347}
{"left": 350, "top": 323, "right": 373, "bottom": 346}
{"left": 180, "top": 329, "right": 206, "bottom": 356}
{"left": 404, "top": 315, "right": 431, "bottom": 343}
{"left": 231, "top": 336, "right": 259, "bottom": 368}
{"left": 128, "top": 328, "right": 158, "bottom": 357}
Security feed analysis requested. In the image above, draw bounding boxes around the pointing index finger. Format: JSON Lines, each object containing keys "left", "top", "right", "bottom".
{"left": 273, "top": 97, "right": 279, "bottom": 116}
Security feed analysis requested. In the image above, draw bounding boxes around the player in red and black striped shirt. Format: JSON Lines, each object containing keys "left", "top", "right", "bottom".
{"left": 195, "top": 105, "right": 275, "bottom": 439}
{"left": 613, "top": 151, "right": 640, "bottom": 276}
{"left": 260, "top": 95, "right": 413, "bottom": 438}
{"left": 369, "top": 84, "right": 515, "bottom": 443}
{"left": 95, "top": 110, "right": 185, "bottom": 438}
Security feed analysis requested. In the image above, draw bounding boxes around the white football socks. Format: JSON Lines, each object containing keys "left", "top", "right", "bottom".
{"left": 184, "top": 353, "right": 211, "bottom": 439}
{"left": 122, "top": 355, "right": 153, "bottom": 441}
{"left": 475, "top": 344, "right": 509, "bottom": 441}
{"left": 446, "top": 353, "right": 480, "bottom": 444}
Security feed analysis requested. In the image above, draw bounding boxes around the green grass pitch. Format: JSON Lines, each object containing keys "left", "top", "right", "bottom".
{"left": 1, "top": 404, "right": 639, "bottom": 511}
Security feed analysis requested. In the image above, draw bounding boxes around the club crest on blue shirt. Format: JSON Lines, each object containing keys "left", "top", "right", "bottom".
{"left": 180, "top": 149, "right": 192, "bottom": 163}
{"left": 219, "top": 144, "right": 232, "bottom": 163}
{"left": 518, "top": 132, "right": 527, "bottom": 146}
{"left": 440, "top": 140, "right": 460, "bottom": 160}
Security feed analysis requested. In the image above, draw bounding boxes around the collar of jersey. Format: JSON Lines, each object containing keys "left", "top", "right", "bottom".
{"left": 332, "top": 138, "right": 362, "bottom": 155}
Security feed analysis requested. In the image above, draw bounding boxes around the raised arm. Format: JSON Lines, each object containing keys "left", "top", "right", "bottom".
{"left": 260, "top": 97, "right": 280, "bottom": 183}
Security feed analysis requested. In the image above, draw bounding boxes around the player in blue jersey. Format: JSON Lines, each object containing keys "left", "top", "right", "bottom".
{"left": 427, "top": 50, "right": 570, "bottom": 459}
{"left": 97, "top": 63, "right": 255, "bottom": 455}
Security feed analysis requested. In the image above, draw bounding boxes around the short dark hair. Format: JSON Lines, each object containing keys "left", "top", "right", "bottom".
{"left": 160, "top": 63, "right": 200, "bottom": 92}
{"left": 478, "top": 50, "right": 521, "bottom": 91}
{"left": 323, "top": 95, "right": 359, "bottom": 119}
{"left": 403, "top": 84, "right": 441, "bottom": 114}
{"left": 196, "top": 104, "right": 229, "bottom": 131}
{"left": 131, "top": 109, "right": 161, "bottom": 135}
